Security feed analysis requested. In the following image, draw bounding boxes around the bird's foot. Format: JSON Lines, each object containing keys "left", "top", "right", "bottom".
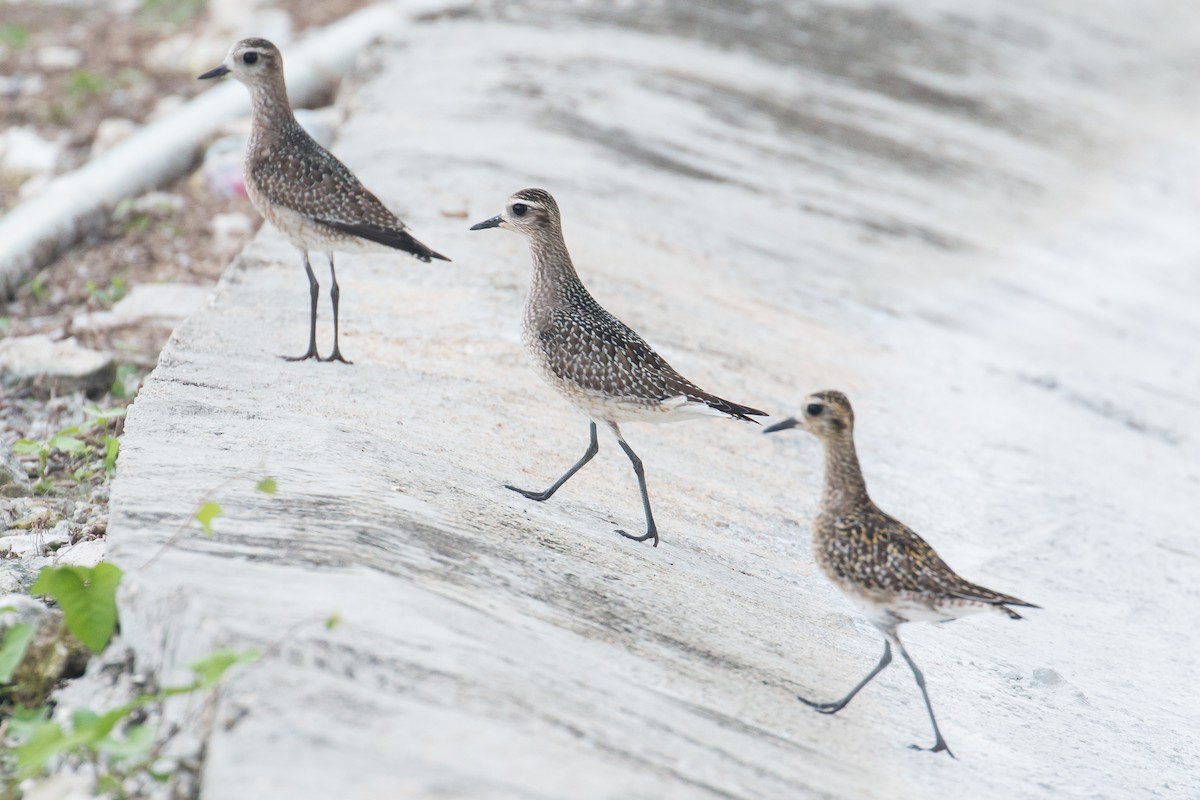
{"left": 616, "top": 528, "right": 659, "bottom": 548}
{"left": 505, "top": 484, "right": 553, "bottom": 502}
{"left": 282, "top": 348, "right": 319, "bottom": 362}
{"left": 908, "top": 741, "right": 956, "bottom": 759}
{"left": 321, "top": 348, "right": 353, "bottom": 365}
{"left": 797, "top": 696, "right": 845, "bottom": 715}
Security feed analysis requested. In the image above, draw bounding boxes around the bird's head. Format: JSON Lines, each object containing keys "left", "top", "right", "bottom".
{"left": 764, "top": 390, "right": 855, "bottom": 441}
{"left": 199, "top": 38, "right": 283, "bottom": 86}
{"left": 469, "top": 188, "right": 561, "bottom": 237}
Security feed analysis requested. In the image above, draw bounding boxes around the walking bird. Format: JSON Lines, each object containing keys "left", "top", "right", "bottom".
{"left": 471, "top": 189, "right": 766, "bottom": 546}
{"left": 766, "top": 391, "right": 1038, "bottom": 756}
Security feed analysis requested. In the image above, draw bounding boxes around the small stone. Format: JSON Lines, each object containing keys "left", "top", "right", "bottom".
{"left": 0, "top": 126, "right": 65, "bottom": 176}
{"left": 0, "top": 335, "right": 115, "bottom": 396}
{"left": 91, "top": 117, "right": 138, "bottom": 156}
{"left": 211, "top": 212, "right": 255, "bottom": 257}
{"left": 9, "top": 506, "right": 54, "bottom": 530}
{"left": 18, "top": 173, "right": 52, "bottom": 201}
{"left": 54, "top": 537, "right": 106, "bottom": 568}
{"left": 149, "top": 94, "right": 185, "bottom": 120}
{"left": 125, "top": 190, "right": 185, "bottom": 218}
{"left": 0, "top": 594, "right": 90, "bottom": 693}
{"left": 0, "top": 74, "right": 45, "bottom": 98}
{"left": 22, "top": 774, "right": 97, "bottom": 800}
{"left": 202, "top": 134, "right": 248, "bottom": 198}
{"left": 0, "top": 521, "right": 70, "bottom": 558}
{"left": 73, "top": 283, "right": 211, "bottom": 332}
{"left": 208, "top": 0, "right": 255, "bottom": 32}
{"left": 0, "top": 441, "right": 32, "bottom": 496}
{"left": 35, "top": 46, "right": 84, "bottom": 71}
{"left": 0, "top": 558, "right": 48, "bottom": 595}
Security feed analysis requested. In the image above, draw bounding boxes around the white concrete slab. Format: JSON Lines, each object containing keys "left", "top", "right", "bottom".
{"left": 104, "top": 2, "right": 1200, "bottom": 798}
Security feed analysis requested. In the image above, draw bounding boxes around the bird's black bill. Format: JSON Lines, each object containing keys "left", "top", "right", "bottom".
{"left": 763, "top": 417, "right": 800, "bottom": 434}
{"left": 198, "top": 65, "right": 230, "bottom": 80}
{"left": 469, "top": 215, "right": 502, "bottom": 231}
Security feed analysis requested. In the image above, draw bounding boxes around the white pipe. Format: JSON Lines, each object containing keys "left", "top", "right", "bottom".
{"left": 0, "top": 0, "right": 442, "bottom": 298}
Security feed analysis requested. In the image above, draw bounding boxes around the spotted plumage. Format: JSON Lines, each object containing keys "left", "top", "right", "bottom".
{"left": 765, "top": 390, "right": 1037, "bottom": 756}
{"left": 471, "top": 188, "right": 766, "bottom": 546}
{"left": 199, "top": 38, "right": 448, "bottom": 364}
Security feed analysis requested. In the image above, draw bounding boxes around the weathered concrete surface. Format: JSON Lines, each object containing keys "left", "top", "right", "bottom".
{"left": 105, "top": 2, "right": 1200, "bottom": 797}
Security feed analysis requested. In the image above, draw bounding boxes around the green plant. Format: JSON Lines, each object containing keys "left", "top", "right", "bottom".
{"left": 84, "top": 276, "right": 127, "bottom": 306}
{"left": 29, "top": 564, "right": 121, "bottom": 654}
{"left": 12, "top": 406, "right": 127, "bottom": 492}
{"left": 0, "top": 24, "right": 29, "bottom": 49}
{"left": 2, "top": 564, "right": 260, "bottom": 794}
{"left": 111, "top": 364, "right": 141, "bottom": 399}
{"left": 8, "top": 649, "right": 259, "bottom": 784}
{"left": 27, "top": 278, "right": 47, "bottom": 303}
{"left": 0, "top": 621, "right": 35, "bottom": 684}
{"left": 139, "top": 0, "right": 205, "bottom": 25}
{"left": 66, "top": 69, "right": 110, "bottom": 101}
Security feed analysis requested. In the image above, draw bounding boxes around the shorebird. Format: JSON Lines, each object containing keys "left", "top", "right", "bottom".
{"left": 470, "top": 189, "right": 767, "bottom": 547}
{"left": 199, "top": 38, "right": 449, "bottom": 364}
{"left": 765, "top": 391, "right": 1037, "bottom": 757}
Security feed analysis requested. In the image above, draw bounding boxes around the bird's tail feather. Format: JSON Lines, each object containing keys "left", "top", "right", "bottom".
{"left": 327, "top": 221, "right": 451, "bottom": 263}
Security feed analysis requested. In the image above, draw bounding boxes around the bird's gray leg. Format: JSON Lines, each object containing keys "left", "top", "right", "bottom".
{"left": 799, "top": 639, "right": 892, "bottom": 713}
{"left": 506, "top": 422, "right": 598, "bottom": 502}
{"left": 321, "top": 252, "right": 352, "bottom": 365}
{"left": 894, "top": 635, "right": 955, "bottom": 758}
{"left": 284, "top": 251, "right": 320, "bottom": 361}
{"left": 610, "top": 424, "right": 659, "bottom": 547}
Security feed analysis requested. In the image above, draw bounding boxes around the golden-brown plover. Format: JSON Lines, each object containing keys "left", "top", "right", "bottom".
{"left": 765, "top": 391, "right": 1037, "bottom": 757}
{"left": 199, "top": 38, "right": 449, "bottom": 364}
{"left": 471, "top": 189, "right": 766, "bottom": 547}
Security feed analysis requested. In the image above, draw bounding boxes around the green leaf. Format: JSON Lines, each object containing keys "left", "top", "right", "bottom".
{"left": 190, "top": 649, "right": 260, "bottom": 689}
{"left": 48, "top": 435, "right": 87, "bottom": 455}
{"left": 103, "top": 435, "right": 120, "bottom": 472}
{"left": 83, "top": 404, "right": 128, "bottom": 422}
{"left": 7, "top": 705, "right": 51, "bottom": 741}
{"left": 255, "top": 477, "right": 277, "bottom": 494}
{"left": 12, "top": 439, "right": 43, "bottom": 455}
{"left": 96, "top": 722, "right": 155, "bottom": 762}
{"left": 15, "top": 720, "right": 70, "bottom": 778}
{"left": 29, "top": 564, "right": 123, "bottom": 654}
{"left": 325, "top": 612, "right": 341, "bottom": 630}
{"left": 0, "top": 622, "right": 35, "bottom": 682}
{"left": 71, "top": 708, "right": 101, "bottom": 737}
{"left": 195, "top": 501, "right": 223, "bottom": 536}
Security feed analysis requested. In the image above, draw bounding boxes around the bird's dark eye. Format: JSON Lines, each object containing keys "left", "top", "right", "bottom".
{"left": 806, "top": 403, "right": 824, "bottom": 417}
{"left": 511, "top": 203, "right": 528, "bottom": 217}
{"left": 243, "top": 52, "right": 259, "bottom": 65}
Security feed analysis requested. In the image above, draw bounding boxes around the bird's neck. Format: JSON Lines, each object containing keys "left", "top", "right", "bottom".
{"left": 246, "top": 74, "right": 298, "bottom": 149}
{"left": 819, "top": 433, "right": 871, "bottom": 513}
{"left": 527, "top": 230, "right": 587, "bottom": 310}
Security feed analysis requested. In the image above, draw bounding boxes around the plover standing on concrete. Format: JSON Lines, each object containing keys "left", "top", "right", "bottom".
{"left": 199, "top": 38, "right": 449, "bottom": 364}
{"left": 765, "top": 391, "right": 1037, "bottom": 756}
{"left": 471, "top": 189, "right": 766, "bottom": 547}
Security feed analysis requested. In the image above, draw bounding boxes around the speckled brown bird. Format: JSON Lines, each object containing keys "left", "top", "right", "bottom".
{"left": 765, "top": 390, "right": 1037, "bottom": 757}
{"left": 470, "top": 189, "right": 766, "bottom": 547}
{"left": 199, "top": 38, "right": 448, "bottom": 364}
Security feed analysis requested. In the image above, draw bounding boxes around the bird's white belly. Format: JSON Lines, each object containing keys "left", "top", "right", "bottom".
{"left": 247, "top": 180, "right": 386, "bottom": 255}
